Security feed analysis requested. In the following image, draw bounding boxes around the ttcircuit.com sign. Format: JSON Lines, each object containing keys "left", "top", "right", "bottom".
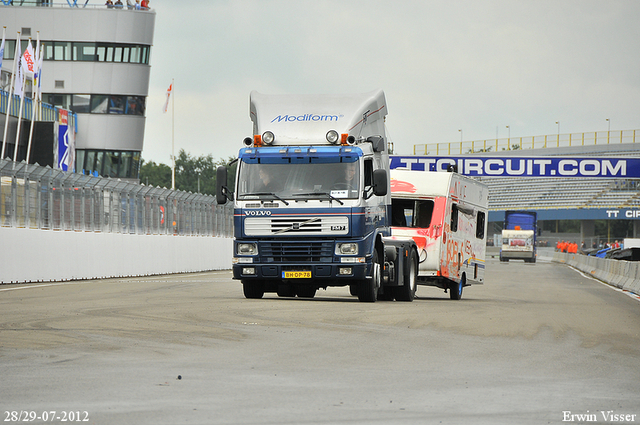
{"left": 390, "top": 156, "right": 640, "bottom": 178}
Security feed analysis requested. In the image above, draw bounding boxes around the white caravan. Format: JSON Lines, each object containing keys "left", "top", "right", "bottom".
{"left": 389, "top": 169, "right": 488, "bottom": 299}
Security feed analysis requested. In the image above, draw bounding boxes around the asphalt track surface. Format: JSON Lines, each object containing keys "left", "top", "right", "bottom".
{"left": 1, "top": 256, "right": 639, "bottom": 425}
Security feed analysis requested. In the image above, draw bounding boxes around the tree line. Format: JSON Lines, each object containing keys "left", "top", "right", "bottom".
{"left": 139, "top": 149, "right": 237, "bottom": 196}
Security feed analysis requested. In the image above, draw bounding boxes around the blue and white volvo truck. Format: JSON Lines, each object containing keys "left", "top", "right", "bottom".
{"left": 216, "top": 90, "right": 419, "bottom": 302}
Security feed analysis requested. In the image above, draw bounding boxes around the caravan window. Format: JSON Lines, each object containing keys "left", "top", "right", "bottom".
{"left": 451, "top": 204, "right": 459, "bottom": 232}
{"left": 476, "top": 211, "right": 486, "bottom": 239}
{"left": 391, "top": 199, "right": 434, "bottom": 228}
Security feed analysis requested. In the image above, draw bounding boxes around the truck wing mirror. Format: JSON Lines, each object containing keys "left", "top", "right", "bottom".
{"left": 367, "top": 136, "right": 386, "bottom": 153}
{"left": 372, "top": 169, "right": 388, "bottom": 197}
{"left": 216, "top": 166, "right": 233, "bottom": 204}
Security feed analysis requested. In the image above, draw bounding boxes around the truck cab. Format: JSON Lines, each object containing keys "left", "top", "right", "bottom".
{"left": 217, "top": 90, "right": 412, "bottom": 302}
{"left": 500, "top": 210, "right": 537, "bottom": 263}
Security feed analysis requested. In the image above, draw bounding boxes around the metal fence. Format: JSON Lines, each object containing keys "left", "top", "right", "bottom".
{"left": 0, "top": 158, "right": 233, "bottom": 236}
{"left": 414, "top": 129, "right": 639, "bottom": 155}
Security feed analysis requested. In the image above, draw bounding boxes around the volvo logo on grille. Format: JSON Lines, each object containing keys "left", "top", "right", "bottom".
{"left": 245, "top": 210, "right": 272, "bottom": 216}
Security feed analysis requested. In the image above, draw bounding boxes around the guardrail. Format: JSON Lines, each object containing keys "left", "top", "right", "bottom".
{"left": 552, "top": 251, "right": 640, "bottom": 297}
{"left": 1, "top": 89, "right": 74, "bottom": 126}
{"left": 0, "top": 1, "right": 151, "bottom": 9}
{"left": 0, "top": 158, "right": 233, "bottom": 237}
{"left": 414, "top": 129, "right": 638, "bottom": 155}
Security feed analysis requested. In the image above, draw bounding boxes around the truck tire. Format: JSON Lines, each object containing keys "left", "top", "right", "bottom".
{"left": 243, "top": 280, "right": 265, "bottom": 299}
{"left": 449, "top": 275, "right": 464, "bottom": 300}
{"left": 395, "top": 249, "right": 418, "bottom": 302}
{"left": 296, "top": 286, "right": 316, "bottom": 298}
{"left": 358, "top": 250, "right": 381, "bottom": 302}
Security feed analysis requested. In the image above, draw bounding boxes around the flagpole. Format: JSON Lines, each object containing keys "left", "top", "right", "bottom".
{"left": 1, "top": 31, "right": 20, "bottom": 160}
{"left": 171, "top": 78, "right": 175, "bottom": 190}
{"left": 26, "top": 32, "right": 40, "bottom": 164}
{"left": 14, "top": 38, "right": 31, "bottom": 162}
{"left": 13, "top": 71, "right": 26, "bottom": 162}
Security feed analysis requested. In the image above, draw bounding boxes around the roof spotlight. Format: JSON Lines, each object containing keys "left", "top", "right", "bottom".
{"left": 262, "top": 131, "right": 275, "bottom": 145}
{"left": 326, "top": 130, "right": 339, "bottom": 144}
{"left": 243, "top": 137, "right": 253, "bottom": 146}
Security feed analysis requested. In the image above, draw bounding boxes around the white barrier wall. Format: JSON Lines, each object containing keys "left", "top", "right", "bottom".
{"left": 0, "top": 227, "right": 233, "bottom": 284}
{"left": 552, "top": 252, "right": 640, "bottom": 296}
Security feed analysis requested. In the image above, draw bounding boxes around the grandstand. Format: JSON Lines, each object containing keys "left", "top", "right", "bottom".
{"left": 412, "top": 130, "right": 640, "bottom": 241}
{"left": 478, "top": 177, "right": 640, "bottom": 211}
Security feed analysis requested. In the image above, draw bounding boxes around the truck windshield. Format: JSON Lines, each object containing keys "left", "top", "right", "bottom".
{"left": 237, "top": 160, "right": 360, "bottom": 201}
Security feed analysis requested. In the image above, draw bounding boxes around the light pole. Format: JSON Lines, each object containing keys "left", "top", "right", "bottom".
{"left": 606, "top": 118, "right": 610, "bottom": 132}
{"left": 458, "top": 129, "right": 462, "bottom": 142}
{"left": 556, "top": 121, "right": 560, "bottom": 135}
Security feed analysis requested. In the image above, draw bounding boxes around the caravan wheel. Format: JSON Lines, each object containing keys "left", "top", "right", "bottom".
{"left": 449, "top": 276, "right": 464, "bottom": 300}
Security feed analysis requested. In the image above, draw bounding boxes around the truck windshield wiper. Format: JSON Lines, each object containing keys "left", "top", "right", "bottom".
{"left": 292, "top": 192, "right": 344, "bottom": 205}
{"left": 243, "top": 192, "right": 290, "bottom": 206}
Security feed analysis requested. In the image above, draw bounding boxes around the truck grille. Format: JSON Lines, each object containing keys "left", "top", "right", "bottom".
{"left": 245, "top": 216, "right": 348, "bottom": 236}
{"left": 261, "top": 241, "right": 334, "bottom": 263}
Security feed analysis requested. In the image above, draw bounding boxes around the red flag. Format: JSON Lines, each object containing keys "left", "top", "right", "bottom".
{"left": 163, "top": 83, "right": 172, "bottom": 113}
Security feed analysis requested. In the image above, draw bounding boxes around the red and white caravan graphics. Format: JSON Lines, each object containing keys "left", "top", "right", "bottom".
{"left": 389, "top": 170, "right": 488, "bottom": 290}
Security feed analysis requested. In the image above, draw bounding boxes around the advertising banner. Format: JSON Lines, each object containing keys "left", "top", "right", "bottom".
{"left": 390, "top": 156, "right": 640, "bottom": 178}
{"left": 54, "top": 110, "right": 75, "bottom": 172}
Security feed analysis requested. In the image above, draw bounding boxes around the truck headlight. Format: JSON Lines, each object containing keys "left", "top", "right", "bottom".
{"left": 262, "top": 131, "right": 275, "bottom": 145}
{"left": 336, "top": 243, "right": 358, "bottom": 255}
{"left": 326, "top": 130, "right": 339, "bottom": 144}
{"left": 237, "top": 243, "right": 258, "bottom": 255}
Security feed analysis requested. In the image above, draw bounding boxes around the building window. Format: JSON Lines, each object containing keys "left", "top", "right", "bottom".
{"left": 37, "top": 40, "right": 151, "bottom": 64}
{"left": 77, "top": 149, "right": 141, "bottom": 179}
{"left": 44, "top": 93, "right": 146, "bottom": 116}
{"left": 53, "top": 42, "right": 72, "bottom": 61}
{"left": 4, "top": 40, "right": 150, "bottom": 65}
{"left": 42, "top": 93, "right": 71, "bottom": 109}
{"left": 73, "top": 43, "right": 97, "bottom": 61}
{"left": 71, "top": 94, "right": 91, "bottom": 113}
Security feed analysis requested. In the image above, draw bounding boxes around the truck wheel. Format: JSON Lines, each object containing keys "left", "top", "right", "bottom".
{"left": 296, "top": 286, "right": 316, "bottom": 298}
{"left": 358, "top": 250, "right": 381, "bottom": 302}
{"left": 349, "top": 284, "right": 358, "bottom": 296}
{"left": 449, "top": 276, "right": 464, "bottom": 300}
{"left": 395, "top": 250, "right": 418, "bottom": 302}
{"left": 243, "top": 280, "right": 265, "bottom": 299}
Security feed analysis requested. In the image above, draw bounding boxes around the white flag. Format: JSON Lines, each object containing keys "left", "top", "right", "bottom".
{"left": 15, "top": 42, "right": 34, "bottom": 99}
{"left": 15, "top": 55, "right": 24, "bottom": 98}
{"left": 21, "top": 42, "right": 36, "bottom": 76}
{"left": 163, "top": 82, "right": 172, "bottom": 113}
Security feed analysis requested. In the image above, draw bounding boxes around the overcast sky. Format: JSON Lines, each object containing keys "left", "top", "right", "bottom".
{"left": 140, "top": 0, "right": 640, "bottom": 164}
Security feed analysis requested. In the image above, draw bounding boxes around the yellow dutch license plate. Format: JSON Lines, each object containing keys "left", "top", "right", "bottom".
{"left": 283, "top": 271, "right": 312, "bottom": 279}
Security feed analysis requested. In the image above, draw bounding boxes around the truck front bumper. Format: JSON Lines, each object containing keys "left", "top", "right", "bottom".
{"left": 233, "top": 262, "right": 369, "bottom": 283}
{"left": 501, "top": 251, "right": 534, "bottom": 259}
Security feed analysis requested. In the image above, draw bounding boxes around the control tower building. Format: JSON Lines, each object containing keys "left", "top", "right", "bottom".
{"left": 1, "top": 1, "right": 155, "bottom": 180}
